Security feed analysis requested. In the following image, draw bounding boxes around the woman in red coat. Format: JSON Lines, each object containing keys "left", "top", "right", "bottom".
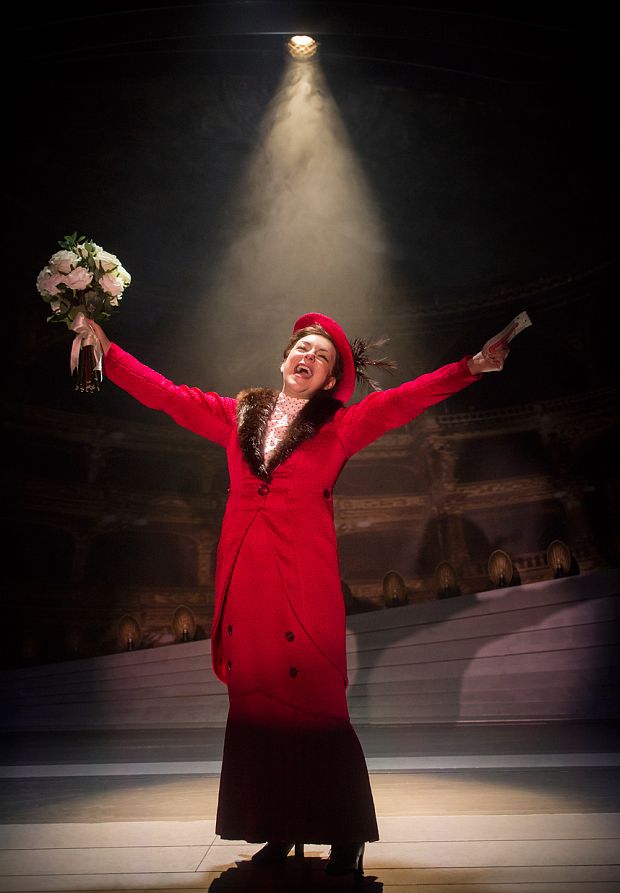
{"left": 89, "top": 312, "right": 507, "bottom": 879}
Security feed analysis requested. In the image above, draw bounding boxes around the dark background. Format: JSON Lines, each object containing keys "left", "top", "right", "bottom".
{"left": 5, "top": 2, "right": 618, "bottom": 409}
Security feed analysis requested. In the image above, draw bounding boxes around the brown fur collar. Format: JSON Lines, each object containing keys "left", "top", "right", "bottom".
{"left": 236, "top": 387, "right": 342, "bottom": 481}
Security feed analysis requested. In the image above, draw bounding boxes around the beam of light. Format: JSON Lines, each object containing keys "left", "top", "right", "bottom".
{"left": 188, "top": 47, "right": 402, "bottom": 397}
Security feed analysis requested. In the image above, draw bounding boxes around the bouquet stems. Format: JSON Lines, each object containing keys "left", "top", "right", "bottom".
{"left": 76, "top": 344, "right": 101, "bottom": 393}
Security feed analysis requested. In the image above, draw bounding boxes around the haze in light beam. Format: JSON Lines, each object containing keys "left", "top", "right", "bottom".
{"left": 193, "top": 57, "right": 399, "bottom": 394}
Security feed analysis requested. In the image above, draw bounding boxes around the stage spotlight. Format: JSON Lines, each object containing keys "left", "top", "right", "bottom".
{"left": 287, "top": 35, "right": 318, "bottom": 60}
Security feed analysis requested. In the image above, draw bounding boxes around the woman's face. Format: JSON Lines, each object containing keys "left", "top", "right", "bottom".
{"left": 281, "top": 333, "right": 337, "bottom": 399}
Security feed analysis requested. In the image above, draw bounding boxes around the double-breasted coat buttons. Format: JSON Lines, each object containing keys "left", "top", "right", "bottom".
{"left": 323, "top": 488, "right": 330, "bottom": 499}
{"left": 258, "top": 483, "right": 270, "bottom": 495}
{"left": 228, "top": 624, "right": 233, "bottom": 636}
{"left": 285, "top": 631, "right": 296, "bottom": 674}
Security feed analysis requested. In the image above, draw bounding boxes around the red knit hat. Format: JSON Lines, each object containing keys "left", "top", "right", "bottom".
{"left": 292, "top": 312, "right": 356, "bottom": 403}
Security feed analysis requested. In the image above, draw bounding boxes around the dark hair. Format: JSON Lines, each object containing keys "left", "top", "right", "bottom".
{"left": 282, "top": 325, "right": 343, "bottom": 383}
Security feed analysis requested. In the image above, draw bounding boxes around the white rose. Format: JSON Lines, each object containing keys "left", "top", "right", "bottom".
{"left": 116, "top": 264, "right": 131, "bottom": 286}
{"left": 94, "top": 246, "right": 123, "bottom": 272}
{"left": 36, "top": 267, "right": 66, "bottom": 297}
{"left": 48, "top": 250, "right": 79, "bottom": 274}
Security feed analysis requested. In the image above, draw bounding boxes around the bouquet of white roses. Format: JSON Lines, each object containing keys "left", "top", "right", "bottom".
{"left": 36, "top": 233, "right": 131, "bottom": 392}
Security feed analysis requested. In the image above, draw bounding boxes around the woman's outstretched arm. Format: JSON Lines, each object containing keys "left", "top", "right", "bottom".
{"left": 88, "top": 321, "right": 235, "bottom": 447}
{"left": 336, "top": 344, "right": 509, "bottom": 458}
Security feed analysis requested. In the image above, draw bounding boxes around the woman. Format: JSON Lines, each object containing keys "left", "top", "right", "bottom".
{"left": 88, "top": 311, "right": 507, "bottom": 880}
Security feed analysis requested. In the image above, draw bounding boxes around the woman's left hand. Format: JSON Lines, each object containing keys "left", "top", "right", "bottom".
{"left": 468, "top": 346, "right": 509, "bottom": 374}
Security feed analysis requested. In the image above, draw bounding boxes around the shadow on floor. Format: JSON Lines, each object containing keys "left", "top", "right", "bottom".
{"left": 206, "top": 856, "right": 383, "bottom": 890}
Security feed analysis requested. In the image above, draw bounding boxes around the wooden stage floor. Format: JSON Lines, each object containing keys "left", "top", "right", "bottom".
{"left": 0, "top": 724, "right": 619, "bottom": 892}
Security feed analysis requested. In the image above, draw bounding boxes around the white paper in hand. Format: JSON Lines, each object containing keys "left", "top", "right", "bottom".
{"left": 483, "top": 311, "right": 532, "bottom": 356}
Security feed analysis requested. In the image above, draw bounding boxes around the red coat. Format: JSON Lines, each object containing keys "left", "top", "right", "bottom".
{"left": 103, "top": 344, "right": 480, "bottom": 843}
{"left": 104, "top": 344, "right": 479, "bottom": 683}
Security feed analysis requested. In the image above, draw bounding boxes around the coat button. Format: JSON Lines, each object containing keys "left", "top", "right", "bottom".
{"left": 227, "top": 624, "right": 233, "bottom": 636}
{"left": 323, "top": 488, "right": 330, "bottom": 499}
{"left": 285, "top": 631, "right": 295, "bottom": 642}
{"left": 258, "top": 484, "right": 270, "bottom": 495}
{"left": 289, "top": 666, "right": 298, "bottom": 677}
{"left": 227, "top": 659, "right": 232, "bottom": 670}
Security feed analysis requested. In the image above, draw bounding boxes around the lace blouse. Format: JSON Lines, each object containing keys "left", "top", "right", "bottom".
{"left": 263, "top": 391, "right": 308, "bottom": 463}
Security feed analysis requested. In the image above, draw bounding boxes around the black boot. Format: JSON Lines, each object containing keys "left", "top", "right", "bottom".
{"left": 325, "top": 842, "right": 365, "bottom": 879}
{"left": 251, "top": 841, "right": 304, "bottom": 863}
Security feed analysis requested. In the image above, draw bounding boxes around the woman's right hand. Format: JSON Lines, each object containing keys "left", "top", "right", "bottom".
{"left": 87, "top": 319, "right": 111, "bottom": 355}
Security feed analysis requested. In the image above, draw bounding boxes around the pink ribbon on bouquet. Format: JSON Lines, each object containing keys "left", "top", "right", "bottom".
{"left": 69, "top": 311, "right": 103, "bottom": 376}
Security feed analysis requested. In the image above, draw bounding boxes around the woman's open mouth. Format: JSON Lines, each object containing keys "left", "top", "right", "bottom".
{"left": 294, "top": 364, "right": 312, "bottom": 378}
